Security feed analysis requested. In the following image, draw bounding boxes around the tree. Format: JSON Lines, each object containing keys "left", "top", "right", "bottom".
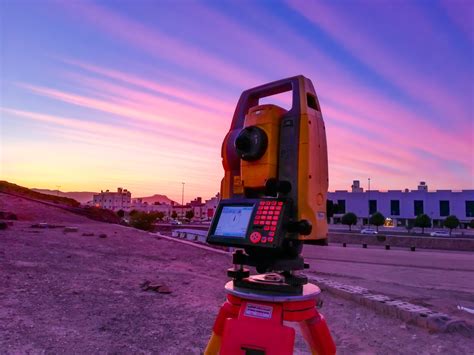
{"left": 129, "top": 212, "right": 157, "bottom": 231}
{"left": 443, "top": 215, "right": 460, "bottom": 236}
{"left": 341, "top": 212, "right": 357, "bottom": 231}
{"left": 369, "top": 212, "right": 385, "bottom": 231}
{"left": 414, "top": 214, "right": 431, "bottom": 234}
{"left": 155, "top": 211, "right": 165, "bottom": 221}
{"left": 116, "top": 209, "right": 125, "bottom": 218}
{"left": 470, "top": 220, "right": 474, "bottom": 229}
{"left": 185, "top": 210, "right": 194, "bottom": 220}
{"left": 171, "top": 211, "right": 178, "bottom": 219}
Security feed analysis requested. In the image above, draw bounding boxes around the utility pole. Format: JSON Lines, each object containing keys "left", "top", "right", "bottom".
{"left": 181, "top": 182, "right": 185, "bottom": 219}
{"left": 56, "top": 185, "right": 61, "bottom": 197}
{"left": 368, "top": 178, "right": 371, "bottom": 224}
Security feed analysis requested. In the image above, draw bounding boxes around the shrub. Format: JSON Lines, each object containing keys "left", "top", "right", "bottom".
{"left": 443, "top": 215, "right": 460, "bottom": 236}
{"left": 369, "top": 212, "right": 385, "bottom": 231}
{"left": 129, "top": 212, "right": 157, "bottom": 231}
{"left": 414, "top": 214, "right": 431, "bottom": 234}
{"left": 341, "top": 212, "right": 357, "bottom": 231}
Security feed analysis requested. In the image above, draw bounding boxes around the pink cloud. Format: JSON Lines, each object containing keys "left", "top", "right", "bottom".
{"left": 287, "top": 0, "right": 471, "bottom": 128}
{"left": 61, "top": 58, "right": 234, "bottom": 115}
{"left": 1, "top": 107, "right": 219, "bottom": 161}
{"left": 16, "top": 83, "right": 227, "bottom": 143}
{"left": 61, "top": 2, "right": 263, "bottom": 89}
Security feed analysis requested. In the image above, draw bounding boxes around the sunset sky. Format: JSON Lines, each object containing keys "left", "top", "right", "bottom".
{"left": 1, "top": 0, "right": 473, "bottom": 202}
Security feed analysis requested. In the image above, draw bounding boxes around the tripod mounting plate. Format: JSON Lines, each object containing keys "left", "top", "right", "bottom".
{"left": 226, "top": 280, "right": 320, "bottom": 302}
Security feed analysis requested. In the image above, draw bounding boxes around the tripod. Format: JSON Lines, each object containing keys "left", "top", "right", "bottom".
{"left": 204, "top": 280, "right": 336, "bottom": 355}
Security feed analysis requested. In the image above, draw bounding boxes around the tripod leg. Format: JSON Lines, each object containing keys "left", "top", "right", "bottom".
{"left": 204, "top": 301, "right": 239, "bottom": 355}
{"left": 300, "top": 312, "right": 336, "bottom": 355}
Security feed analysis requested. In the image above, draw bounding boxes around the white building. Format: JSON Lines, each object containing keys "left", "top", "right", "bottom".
{"left": 328, "top": 181, "right": 474, "bottom": 227}
{"left": 93, "top": 188, "right": 131, "bottom": 211}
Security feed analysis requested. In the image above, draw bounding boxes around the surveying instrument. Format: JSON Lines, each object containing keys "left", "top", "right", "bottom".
{"left": 205, "top": 76, "right": 336, "bottom": 354}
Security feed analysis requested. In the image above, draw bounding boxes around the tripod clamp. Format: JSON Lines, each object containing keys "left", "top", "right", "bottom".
{"left": 227, "top": 250, "right": 310, "bottom": 294}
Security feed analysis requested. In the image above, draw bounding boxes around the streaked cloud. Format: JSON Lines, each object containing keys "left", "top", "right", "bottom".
{"left": 1, "top": 0, "right": 472, "bottom": 199}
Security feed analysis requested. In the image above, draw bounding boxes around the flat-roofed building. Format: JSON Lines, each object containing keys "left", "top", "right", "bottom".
{"left": 328, "top": 181, "right": 474, "bottom": 227}
{"left": 93, "top": 188, "right": 132, "bottom": 211}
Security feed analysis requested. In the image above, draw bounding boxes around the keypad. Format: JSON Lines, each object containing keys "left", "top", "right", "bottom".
{"left": 251, "top": 200, "right": 283, "bottom": 245}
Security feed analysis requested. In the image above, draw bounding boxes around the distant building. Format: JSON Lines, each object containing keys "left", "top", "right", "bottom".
{"left": 93, "top": 188, "right": 131, "bottom": 211}
{"left": 328, "top": 181, "right": 474, "bottom": 227}
{"left": 351, "top": 180, "right": 363, "bottom": 193}
{"left": 203, "top": 194, "right": 219, "bottom": 220}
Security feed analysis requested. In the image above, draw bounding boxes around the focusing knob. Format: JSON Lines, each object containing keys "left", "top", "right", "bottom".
{"left": 235, "top": 126, "right": 268, "bottom": 161}
{"left": 288, "top": 220, "right": 312, "bottom": 236}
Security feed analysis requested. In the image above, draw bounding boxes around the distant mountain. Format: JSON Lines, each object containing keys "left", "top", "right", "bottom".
{"left": 136, "top": 194, "right": 176, "bottom": 205}
{"left": 1, "top": 181, "right": 81, "bottom": 208}
{"left": 31, "top": 188, "right": 176, "bottom": 205}
{"left": 32, "top": 189, "right": 96, "bottom": 204}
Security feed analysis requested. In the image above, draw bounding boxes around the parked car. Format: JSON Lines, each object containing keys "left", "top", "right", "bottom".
{"left": 430, "top": 231, "right": 450, "bottom": 237}
{"left": 360, "top": 228, "right": 378, "bottom": 235}
{"left": 170, "top": 220, "right": 182, "bottom": 225}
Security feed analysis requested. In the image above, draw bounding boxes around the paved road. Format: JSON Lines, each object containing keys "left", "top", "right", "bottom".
{"left": 303, "top": 245, "right": 474, "bottom": 319}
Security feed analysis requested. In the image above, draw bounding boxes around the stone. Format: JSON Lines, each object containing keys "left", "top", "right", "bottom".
{"left": 64, "top": 227, "right": 79, "bottom": 233}
{"left": 157, "top": 285, "right": 172, "bottom": 294}
{"left": 99, "top": 234, "right": 107, "bottom": 239}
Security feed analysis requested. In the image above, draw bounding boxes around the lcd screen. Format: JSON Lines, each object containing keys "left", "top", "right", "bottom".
{"left": 214, "top": 205, "right": 254, "bottom": 238}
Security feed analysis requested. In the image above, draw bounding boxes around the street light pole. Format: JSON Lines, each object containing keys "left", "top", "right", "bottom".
{"left": 368, "top": 178, "right": 371, "bottom": 224}
{"left": 181, "top": 182, "right": 185, "bottom": 219}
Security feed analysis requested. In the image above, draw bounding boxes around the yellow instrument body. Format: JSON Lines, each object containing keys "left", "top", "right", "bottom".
{"left": 220, "top": 75, "right": 328, "bottom": 242}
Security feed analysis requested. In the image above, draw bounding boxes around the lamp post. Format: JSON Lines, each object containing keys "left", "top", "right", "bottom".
{"left": 181, "top": 182, "right": 185, "bottom": 219}
{"left": 368, "top": 178, "right": 371, "bottom": 225}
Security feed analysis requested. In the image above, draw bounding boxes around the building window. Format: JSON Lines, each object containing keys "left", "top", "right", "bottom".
{"left": 390, "top": 200, "right": 400, "bottom": 216}
{"left": 369, "top": 200, "right": 377, "bottom": 215}
{"left": 439, "top": 200, "right": 450, "bottom": 217}
{"left": 337, "top": 200, "right": 346, "bottom": 214}
{"left": 414, "top": 200, "right": 424, "bottom": 216}
{"left": 466, "top": 201, "right": 474, "bottom": 217}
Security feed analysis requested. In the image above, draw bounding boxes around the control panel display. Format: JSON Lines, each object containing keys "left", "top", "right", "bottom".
{"left": 207, "top": 198, "right": 287, "bottom": 249}
{"left": 214, "top": 206, "right": 254, "bottom": 238}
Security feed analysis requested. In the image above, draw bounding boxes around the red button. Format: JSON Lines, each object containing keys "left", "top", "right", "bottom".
{"left": 273, "top": 216, "right": 278, "bottom": 220}
{"left": 270, "top": 226, "right": 276, "bottom": 231}
{"left": 259, "top": 221, "right": 265, "bottom": 225}
{"left": 269, "top": 232, "right": 275, "bottom": 237}
{"left": 266, "top": 221, "right": 271, "bottom": 225}
{"left": 261, "top": 237, "right": 267, "bottom": 243}
{"left": 271, "top": 201, "right": 277, "bottom": 205}
{"left": 276, "top": 206, "right": 282, "bottom": 211}
{"left": 271, "top": 221, "right": 277, "bottom": 226}
{"left": 269, "top": 206, "right": 275, "bottom": 210}
{"left": 264, "top": 226, "right": 270, "bottom": 231}
{"left": 250, "top": 232, "right": 261, "bottom": 243}
{"left": 268, "top": 237, "right": 274, "bottom": 242}
{"left": 277, "top": 202, "right": 283, "bottom": 206}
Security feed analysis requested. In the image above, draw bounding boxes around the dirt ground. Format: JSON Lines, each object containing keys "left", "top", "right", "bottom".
{"left": 1, "top": 194, "right": 473, "bottom": 354}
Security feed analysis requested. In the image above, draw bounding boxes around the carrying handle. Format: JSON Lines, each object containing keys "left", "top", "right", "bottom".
{"left": 230, "top": 75, "right": 318, "bottom": 130}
